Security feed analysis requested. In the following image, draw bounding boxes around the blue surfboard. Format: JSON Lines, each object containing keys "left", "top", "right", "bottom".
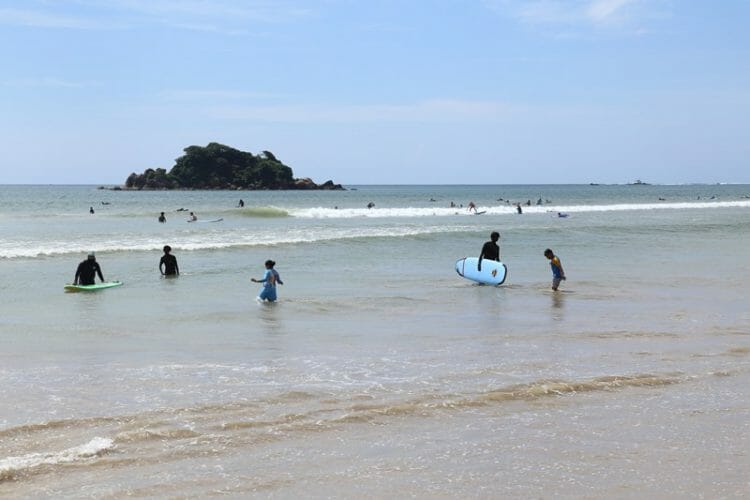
{"left": 455, "top": 257, "right": 507, "bottom": 286}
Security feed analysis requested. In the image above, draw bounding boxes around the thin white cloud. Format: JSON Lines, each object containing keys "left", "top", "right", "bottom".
{"left": 78, "top": 0, "right": 312, "bottom": 26}
{"left": 161, "top": 89, "right": 285, "bottom": 101}
{"left": 0, "top": 7, "right": 110, "bottom": 29}
{"left": 0, "top": 1, "right": 312, "bottom": 31}
{"left": 485, "top": 0, "right": 661, "bottom": 30}
{"left": 586, "top": 0, "right": 638, "bottom": 24}
{"left": 1, "top": 77, "right": 101, "bottom": 88}
{"left": 515, "top": 1, "right": 580, "bottom": 25}
{"left": 207, "top": 99, "right": 511, "bottom": 124}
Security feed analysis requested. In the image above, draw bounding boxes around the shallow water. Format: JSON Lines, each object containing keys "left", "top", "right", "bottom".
{"left": 1, "top": 184, "right": 749, "bottom": 497}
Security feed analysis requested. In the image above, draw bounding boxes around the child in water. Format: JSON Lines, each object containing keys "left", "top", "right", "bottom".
{"left": 544, "top": 248, "right": 566, "bottom": 291}
{"left": 251, "top": 260, "right": 283, "bottom": 302}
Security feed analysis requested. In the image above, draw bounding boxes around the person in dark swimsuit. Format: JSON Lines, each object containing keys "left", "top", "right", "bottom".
{"left": 74, "top": 252, "right": 104, "bottom": 285}
{"left": 478, "top": 231, "right": 500, "bottom": 272}
{"left": 159, "top": 245, "right": 179, "bottom": 276}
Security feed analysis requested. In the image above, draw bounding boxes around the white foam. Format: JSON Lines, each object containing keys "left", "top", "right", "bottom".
{"left": 0, "top": 437, "right": 114, "bottom": 478}
{"left": 1, "top": 200, "right": 748, "bottom": 258}
{"left": 0, "top": 225, "right": 467, "bottom": 258}
{"left": 291, "top": 200, "right": 750, "bottom": 218}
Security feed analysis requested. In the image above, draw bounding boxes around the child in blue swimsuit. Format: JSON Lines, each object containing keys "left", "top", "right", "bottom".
{"left": 543, "top": 248, "right": 566, "bottom": 291}
{"left": 252, "top": 260, "right": 283, "bottom": 302}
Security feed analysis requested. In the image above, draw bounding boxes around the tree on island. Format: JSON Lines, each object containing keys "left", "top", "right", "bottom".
{"left": 124, "top": 143, "right": 343, "bottom": 190}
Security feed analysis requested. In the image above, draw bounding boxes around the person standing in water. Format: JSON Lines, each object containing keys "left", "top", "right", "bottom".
{"left": 478, "top": 231, "right": 500, "bottom": 272}
{"left": 251, "top": 260, "right": 283, "bottom": 302}
{"left": 159, "top": 245, "right": 179, "bottom": 277}
{"left": 74, "top": 252, "right": 104, "bottom": 285}
{"left": 544, "top": 248, "right": 566, "bottom": 291}
{"left": 158, "top": 212, "right": 166, "bottom": 223}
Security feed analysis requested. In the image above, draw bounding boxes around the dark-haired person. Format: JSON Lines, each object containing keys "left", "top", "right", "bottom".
{"left": 478, "top": 232, "right": 500, "bottom": 272}
{"left": 159, "top": 245, "right": 179, "bottom": 277}
{"left": 74, "top": 252, "right": 104, "bottom": 285}
{"left": 544, "top": 248, "right": 566, "bottom": 291}
{"left": 251, "top": 260, "right": 283, "bottom": 302}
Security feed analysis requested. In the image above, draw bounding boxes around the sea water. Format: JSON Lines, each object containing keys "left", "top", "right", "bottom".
{"left": 1, "top": 184, "right": 749, "bottom": 497}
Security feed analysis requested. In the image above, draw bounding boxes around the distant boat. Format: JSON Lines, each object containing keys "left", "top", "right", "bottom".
{"left": 628, "top": 179, "right": 650, "bottom": 185}
{"left": 589, "top": 183, "right": 600, "bottom": 186}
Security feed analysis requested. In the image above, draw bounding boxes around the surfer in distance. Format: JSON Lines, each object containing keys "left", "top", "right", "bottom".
{"left": 251, "top": 260, "right": 284, "bottom": 302}
{"left": 467, "top": 201, "right": 478, "bottom": 214}
{"left": 74, "top": 252, "right": 104, "bottom": 285}
{"left": 189, "top": 212, "right": 197, "bottom": 221}
{"left": 544, "top": 248, "right": 566, "bottom": 291}
{"left": 478, "top": 231, "right": 500, "bottom": 272}
{"left": 159, "top": 245, "right": 179, "bottom": 277}
{"left": 158, "top": 212, "right": 166, "bottom": 223}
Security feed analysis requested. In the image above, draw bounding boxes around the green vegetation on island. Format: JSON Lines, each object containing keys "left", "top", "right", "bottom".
{"left": 124, "top": 143, "right": 343, "bottom": 190}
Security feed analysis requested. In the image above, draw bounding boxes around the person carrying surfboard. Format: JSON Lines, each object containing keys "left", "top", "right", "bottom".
{"left": 478, "top": 232, "right": 500, "bottom": 272}
{"left": 74, "top": 252, "right": 104, "bottom": 286}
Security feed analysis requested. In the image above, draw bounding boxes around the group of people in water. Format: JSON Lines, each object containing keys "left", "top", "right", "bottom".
{"left": 478, "top": 231, "right": 566, "bottom": 291}
{"left": 458, "top": 197, "right": 553, "bottom": 215}
{"left": 73, "top": 246, "right": 283, "bottom": 302}
{"left": 154, "top": 200, "right": 248, "bottom": 223}
{"left": 79, "top": 198, "right": 564, "bottom": 298}
{"left": 73, "top": 200, "right": 284, "bottom": 302}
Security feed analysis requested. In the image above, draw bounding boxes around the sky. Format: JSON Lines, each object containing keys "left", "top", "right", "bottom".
{"left": 1, "top": 0, "right": 749, "bottom": 185}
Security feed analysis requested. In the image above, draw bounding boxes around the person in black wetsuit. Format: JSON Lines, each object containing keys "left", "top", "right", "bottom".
{"left": 74, "top": 252, "right": 104, "bottom": 285}
{"left": 478, "top": 231, "right": 500, "bottom": 272}
{"left": 159, "top": 245, "right": 179, "bottom": 277}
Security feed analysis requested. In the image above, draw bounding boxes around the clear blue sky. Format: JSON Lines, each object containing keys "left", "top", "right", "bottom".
{"left": 1, "top": 0, "right": 749, "bottom": 185}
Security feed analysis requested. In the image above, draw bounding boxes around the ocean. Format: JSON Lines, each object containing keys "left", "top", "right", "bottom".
{"left": 1, "top": 184, "right": 749, "bottom": 498}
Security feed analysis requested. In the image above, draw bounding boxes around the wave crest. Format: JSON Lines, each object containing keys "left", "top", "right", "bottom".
{"left": 0, "top": 437, "right": 113, "bottom": 482}
{"left": 238, "top": 206, "right": 289, "bottom": 218}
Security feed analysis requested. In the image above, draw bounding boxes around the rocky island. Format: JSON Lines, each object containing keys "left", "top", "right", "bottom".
{"left": 122, "top": 143, "right": 344, "bottom": 190}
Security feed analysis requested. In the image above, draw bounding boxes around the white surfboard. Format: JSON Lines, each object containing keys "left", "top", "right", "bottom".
{"left": 187, "top": 218, "right": 224, "bottom": 223}
{"left": 455, "top": 257, "right": 507, "bottom": 286}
